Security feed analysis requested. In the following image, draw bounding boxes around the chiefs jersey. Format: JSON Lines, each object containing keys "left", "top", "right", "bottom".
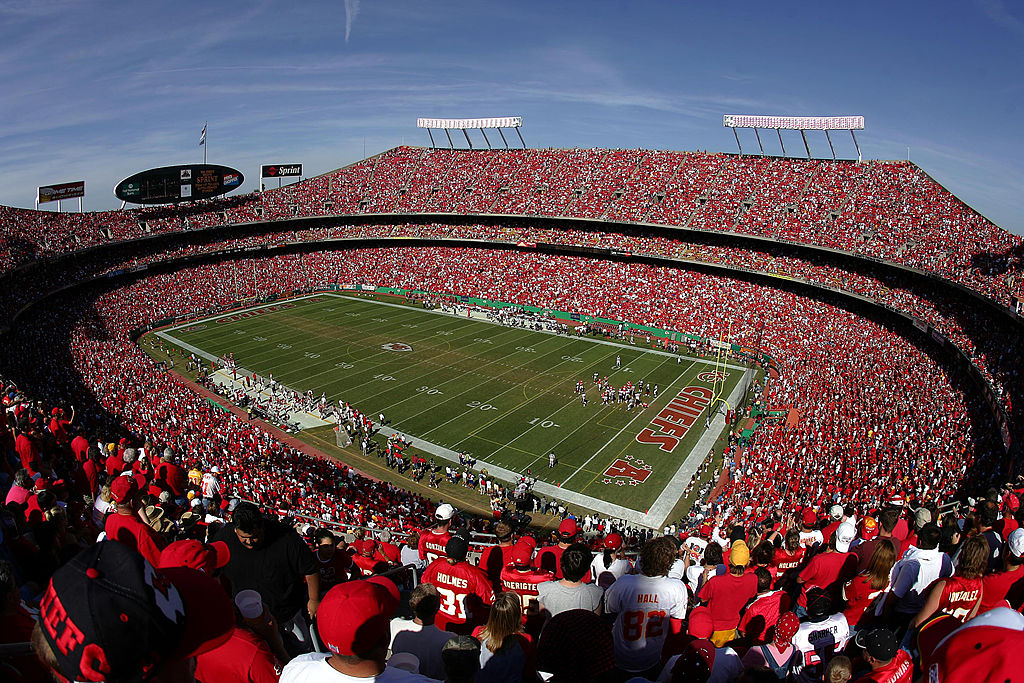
{"left": 422, "top": 559, "right": 495, "bottom": 632}
{"left": 604, "top": 574, "right": 688, "bottom": 673}
{"left": 934, "top": 575, "right": 983, "bottom": 622}
{"left": 500, "top": 566, "right": 554, "bottom": 617}
{"left": 683, "top": 536, "right": 708, "bottom": 564}
{"left": 419, "top": 530, "right": 452, "bottom": 563}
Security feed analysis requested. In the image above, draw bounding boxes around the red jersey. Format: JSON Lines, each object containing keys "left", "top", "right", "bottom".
{"left": 156, "top": 462, "right": 187, "bottom": 496}
{"left": 856, "top": 648, "right": 912, "bottom": 683}
{"left": 738, "top": 589, "right": 790, "bottom": 640}
{"left": 422, "top": 558, "right": 495, "bottom": 632}
{"left": 934, "top": 575, "right": 983, "bottom": 622}
{"left": 194, "top": 626, "right": 280, "bottom": 683}
{"left": 419, "top": 530, "right": 451, "bottom": 563}
{"left": 698, "top": 571, "right": 758, "bottom": 631}
{"left": 500, "top": 566, "right": 555, "bottom": 616}
{"left": 71, "top": 435, "right": 90, "bottom": 462}
{"left": 374, "top": 541, "right": 401, "bottom": 565}
{"left": 772, "top": 547, "right": 805, "bottom": 574}
{"left": 104, "top": 512, "right": 165, "bottom": 567}
{"left": 797, "top": 551, "right": 856, "bottom": 607}
{"left": 479, "top": 544, "right": 516, "bottom": 590}
{"left": 979, "top": 568, "right": 1024, "bottom": 612}
{"left": 842, "top": 573, "right": 886, "bottom": 627}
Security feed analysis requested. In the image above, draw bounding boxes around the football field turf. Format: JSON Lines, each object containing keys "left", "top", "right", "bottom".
{"left": 155, "top": 293, "right": 752, "bottom": 526}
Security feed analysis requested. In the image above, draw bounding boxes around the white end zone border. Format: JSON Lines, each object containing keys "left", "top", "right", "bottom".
{"left": 153, "top": 292, "right": 755, "bottom": 528}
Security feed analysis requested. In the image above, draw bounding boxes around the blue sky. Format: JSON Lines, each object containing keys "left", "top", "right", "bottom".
{"left": 1, "top": 0, "right": 1022, "bottom": 234}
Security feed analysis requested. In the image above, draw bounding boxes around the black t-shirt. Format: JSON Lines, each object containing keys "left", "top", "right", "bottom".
{"left": 215, "top": 518, "right": 317, "bottom": 622}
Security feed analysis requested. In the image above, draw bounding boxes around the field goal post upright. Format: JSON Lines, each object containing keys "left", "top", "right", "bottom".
{"left": 710, "top": 320, "right": 733, "bottom": 418}
{"left": 723, "top": 114, "right": 865, "bottom": 162}
{"left": 417, "top": 116, "right": 526, "bottom": 150}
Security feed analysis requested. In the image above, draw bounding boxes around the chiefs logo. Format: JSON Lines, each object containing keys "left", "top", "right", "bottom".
{"left": 381, "top": 343, "right": 413, "bottom": 352}
{"left": 697, "top": 371, "right": 729, "bottom": 382}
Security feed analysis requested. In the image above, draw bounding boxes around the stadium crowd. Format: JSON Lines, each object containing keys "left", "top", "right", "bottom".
{"left": 2, "top": 147, "right": 1021, "bottom": 307}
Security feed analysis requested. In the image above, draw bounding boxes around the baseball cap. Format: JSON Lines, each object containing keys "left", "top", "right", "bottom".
{"left": 835, "top": 522, "right": 858, "bottom": 553}
{"left": 855, "top": 628, "right": 898, "bottom": 661}
{"left": 604, "top": 533, "right": 623, "bottom": 550}
{"left": 672, "top": 640, "right": 714, "bottom": 683}
{"left": 446, "top": 534, "right": 470, "bottom": 562}
{"left": 36, "top": 541, "right": 233, "bottom": 682}
{"left": 730, "top": 540, "right": 750, "bottom": 567}
{"left": 317, "top": 577, "right": 400, "bottom": 657}
{"left": 829, "top": 504, "right": 843, "bottom": 520}
{"left": 807, "top": 588, "right": 833, "bottom": 618}
{"left": 109, "top": 476, "right": 138, "bottom": 504}
{"left": 915, "top": 507, "right": 932, "bottom": 528}
{"left": 520, "top": 535, "right": 537, "bottom": 550}
{"left": 801, "top": 508, "right": 817, "bottom": 526}
{"left": 434, "top": 503, "right": 456, "bottom": 522}
{"left": 511, "top": 542, "right": 533, "bottom": 567}
{"left": 210, "top": 466, "right": 220, "bottom": 474}
{"left": 923, "top": 607, "right": 1024, "bottom": 682}
{"left": 159, "top": 540, "right": 230, "bottom": 575}
{"left": 360, "top": 539, "right": 376, "bottom": 556}
{"left": 699, "top": 524, "right": 712, "bottom": 538}
{"left": 687, "top": 606, "right": 714, "bottom": 639}
{"left": 557, "top": 519, "right": 578, "bottom": 539}
{"left": 1008, "top": 528, "right": 1024, "bottom": 558}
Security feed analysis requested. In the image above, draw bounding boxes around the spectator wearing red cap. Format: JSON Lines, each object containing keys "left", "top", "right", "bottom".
{"left": 979, "top": 527, "right": 1024, "bottom": 612}
{"left": 500, "top": 540, "right": 553, "bottom": 625}
{"left": 159, "top": 539, "right": 231, "bottom": 575}
{"left": 659, "top": 606, "right": 745, "bottom": 683}
{"left": 353, "top": 539, "right": 389, "bottom": 577}
{"left": 605, "top": 536, "right": 686, "bottom": 677}
{"left": 214, "top": 502, "right": 321, "bottom": 655}
{"left": 421, "top": 533, "right": 495, "bottom": 634}
{"left": 590, "top": 532, "right": 631, "bottom": 589}
{"left": 419, "top": 503, "right": 455, "bottom": 564}
{"left": 698, "top": 540, "right": 758, "bottom": 647}
{"left": 103, "top": 475, "right": 165, "bottom": 567}
{"left": 391, "top": 583, "right": 456, "bottom": 680}
{"left": 281, "top": 576, "right": 433, "bottom": 682}
{"left": 798, "top": 508, "right": 824, "bottom": 550}
{"left": 535, "top": 518, "right": 578, "bottom": 579}
{"left": 854, "top": 508, "right": 900, "bottom": 574}
{"left": 32, "top": 541, "right": 234, "bottom": 683}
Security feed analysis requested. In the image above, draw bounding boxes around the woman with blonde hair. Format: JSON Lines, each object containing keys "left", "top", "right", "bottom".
{"left": 472, "top": 591, "right": 536, "bottom": 682}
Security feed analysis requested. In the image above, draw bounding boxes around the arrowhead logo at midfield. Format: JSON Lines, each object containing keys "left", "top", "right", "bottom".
{"left": 381, "top": 342, "right": 413, "bottom": 352}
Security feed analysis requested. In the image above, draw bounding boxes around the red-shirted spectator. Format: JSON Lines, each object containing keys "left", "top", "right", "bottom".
{"left": 421, "top": 534, "right": 495, "bottom": 634}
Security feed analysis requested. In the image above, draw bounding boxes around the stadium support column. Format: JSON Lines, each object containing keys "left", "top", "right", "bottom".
{"left": 777, "top": 129, "right": 786, "bottom": 157}
{"left": 444, "top": 129, "right": 455, "bottom": 149}
{"left": 480, "top": 128, "right": 492, "bottom": 149}
{"left": 516, "top": 127, "right": 526, "bottom": 149}
{"left": 850, "top": 130, "right": 862, "bottom": 162}
{"left": 498, "top": 128, "right": 510, "bottom": 149}
{"left": 462, "top": 129, "right": 473, "bottom": 149}
{"left": 754, "top": 128, "right": 765, "bottom": 155}
{"left": 800, "top": 130, "right": 811, "bottom": 159}
{"left": 732, "top": 128, "right": 743, "bottom": 155}
{"left": 825, "top": 130, "right": 836, "bottom": 160}
{"left": 427, "top": 128, "right": 437, "bottom": 148}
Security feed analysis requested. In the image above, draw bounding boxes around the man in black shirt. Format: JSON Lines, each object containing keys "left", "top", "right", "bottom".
{"left": 215, "top": 502, "right": 321, "bottom": 655}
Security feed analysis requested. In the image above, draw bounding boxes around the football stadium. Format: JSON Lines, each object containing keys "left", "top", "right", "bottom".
{"left": 3, "top": 5, "right": 1024, "bottom": 683}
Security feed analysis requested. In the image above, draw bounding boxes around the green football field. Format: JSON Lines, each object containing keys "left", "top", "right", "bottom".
{"left": 154, "top": 293, "right": 751, "bottom": 526}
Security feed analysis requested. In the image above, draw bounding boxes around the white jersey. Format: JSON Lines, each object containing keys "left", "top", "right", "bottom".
{"left": 590, "top": 555, "right": 632, "bottom": 588}
{"left": 683, "top": 536, "right": 708, "bottom": 564}
{"left": 605, "top": 574, "right": 688, "bottom": 673}
{"left": 200, "top": 473, "right": 221, "bottom": 498}
{"left": 789, "top": 613, "right": 851, "bottom": 683}
{"left": 798, "top": 529, "right": 824, "bottom": 550}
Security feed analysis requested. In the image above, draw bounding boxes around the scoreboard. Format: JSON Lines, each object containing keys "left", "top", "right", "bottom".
{"left": 114, "top": 164, "right": 244, "bottom": 204}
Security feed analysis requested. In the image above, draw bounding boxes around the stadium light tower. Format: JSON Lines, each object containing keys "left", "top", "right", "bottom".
{"left": 416, "top": 117, "right": 526, "bottom": 149}
{"left": 723, "top": 115, "right": 865, "bottom": 161}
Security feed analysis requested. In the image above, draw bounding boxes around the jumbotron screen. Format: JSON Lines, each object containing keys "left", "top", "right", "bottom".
{"left": 114, "top": 164, "right": 244, "bottom": 204}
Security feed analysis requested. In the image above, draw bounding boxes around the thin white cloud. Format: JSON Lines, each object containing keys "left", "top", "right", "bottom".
{"left": 345, "top": 0, "right": 360, "bottom": 42}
